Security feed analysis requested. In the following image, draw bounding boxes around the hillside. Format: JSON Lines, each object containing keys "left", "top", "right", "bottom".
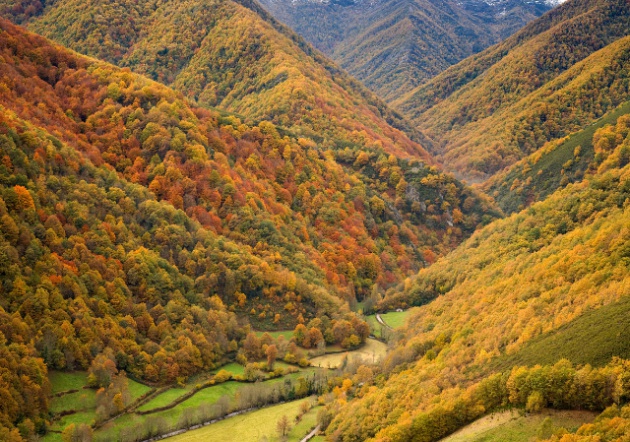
{"left": 484, "top": 100, "right": 630, "bottom": 214}
{"left": 395, "top": 0, "right": 630, "bottom": 181}
{"left": 257, "top": 0, "right": 553, "bottom": 102}
{"left": 0, "top": 0, "right": 433, "bottom": 160}
{"left": 322, "top": 107, "right": 630, "bottom": 440}
{"left": 0, "top": 17, "right": 502, "bottom": 439}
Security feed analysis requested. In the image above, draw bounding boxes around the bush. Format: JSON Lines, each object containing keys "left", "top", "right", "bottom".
{"left": 214, "top": 369, "right": 232, "bottom": 383}
{"left": 526, "top": 391, "right": 545, "bottom": 413}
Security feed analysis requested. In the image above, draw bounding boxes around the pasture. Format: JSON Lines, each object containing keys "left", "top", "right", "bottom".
{"left": 310, "top": 338, "right": 387, "bottom": 369}
{"left": 440, "top": 409, "right": 596, "bottom": 442}
{"left": 167, "top": 399, "right": 318, "bottom": 442}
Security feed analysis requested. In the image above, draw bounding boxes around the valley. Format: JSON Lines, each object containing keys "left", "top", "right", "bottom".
{"left": 0, "top": 0, "right": 629, "bottom": 441}
{"left": 256, "top": 0, "right": 555, "bottom": 102}
{"left": 44, "top": 359, "right": 324, "bottom": 441}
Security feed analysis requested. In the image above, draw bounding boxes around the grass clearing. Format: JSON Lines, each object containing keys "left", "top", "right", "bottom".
{"left": 166, "top": 399, "right": 316, "bottom": 442}
{"left": 287, "top": 405, "right": 320, "bottom": 441}
{"left": 490, "top": 295, "right": 630, "bottom": 371}
{"left": 379, "top": 310, "right": 410, "bottom": 328}
{"left": 97, "top": 381, "right": 245, "bottom": 439}
{"left": 98, "top": 366, "right": 322, "bottom": 439}
{"left": 50, "top": 389, "right": 96, "bottom": 413}
{"left": 49, "top": 410, "right": 96, "bottom": 431}
{"left": 41, "top": 432, "right": 63, "bottom": 442}
{"left": 174, "top": 381, "right": 241, "bottom": 410}
{"left": 440, "top": 409, "right": 596, "bottom": 442}
{"left": 214, "top": 362, "right": 245, "bottom": 376}
{"left": 365, "top": 314, "right": 382, "bottom": 338}
{"left": 55, "top": 365, "right": 319, "bottom": 441}
{"left": 137, "top": 385, "right": 195, "bottom": 412}
{"left": 311, "top": 338, "right": 387, "bottom": 369}
{"left": 129, "top": 378, "right": 153, "bottom": 400}
{"left": 49, "top": 371, "right": 88, "bottom": 394}
{"left": 255, "top": 330, "right": 294, "bottom": 340}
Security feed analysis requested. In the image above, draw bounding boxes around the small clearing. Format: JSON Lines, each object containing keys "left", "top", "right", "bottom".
{"left": 440, "top": 409, "right": 596, "bottom": 442}
{"left": 310, "top": 338, "right": 387, "bottom": 369}
{"left": 166, "top": 399, "right": 317, "bottom": 441}
{"left": 379, "top": 310, "right": 411, "bottom": 328}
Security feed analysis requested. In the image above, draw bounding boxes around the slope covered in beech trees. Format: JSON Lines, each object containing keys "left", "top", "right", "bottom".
{"left": 0, "top": 18, "right": 501, "bottom": 439}
{"left": 395, "top": 0, "right": 630, "bottom": 181}
{"left": 322, "top": 107, "right": 630, "bottom": 440}
{"left": 1, "top": 0, "right": 432, "bottom": 160}
{"left": 257, "top": 0, "right": 552, "bottom": 102}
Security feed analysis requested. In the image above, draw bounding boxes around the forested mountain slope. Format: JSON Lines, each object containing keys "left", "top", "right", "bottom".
{"left": 1, "top": 0, "right": 430, "bottom": 160}
{"left": 322, "top": 107, "right": 630, "bottom": 440}
{"left": 484, "top": 100, "right": 630, "bottom": 214}
{"left": 257, "top": 0, "right": 553, "bottom": 102}
{"left": 0, "top": 18, "right": 502, "bottom": 438}
{"left": 0, "top": 15, "right": 498, "bottom": 321}
{"left": 395, "top": 0, "right": 630, "bottom": 181}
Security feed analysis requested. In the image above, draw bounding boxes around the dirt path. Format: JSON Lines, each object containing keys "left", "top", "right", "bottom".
{"left": 300, "top": 424, "right": 321, "bottom": 442}
{"left": 375, "top": 313, "right": 392, "bottom": 329}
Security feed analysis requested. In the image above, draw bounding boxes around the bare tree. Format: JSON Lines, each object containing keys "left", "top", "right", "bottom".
{"left": 215, "top": 395, "right": 231, "bottom": 417}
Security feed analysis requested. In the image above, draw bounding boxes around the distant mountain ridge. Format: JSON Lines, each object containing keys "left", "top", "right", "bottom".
{"left": 394, "top": 0, "right": 630, "bottom": 181}
{"left": 256, "top": 0, "right": 554, "bottom": 101}
{"left": 0, "top": 0, "right": 431, "bottom": 159}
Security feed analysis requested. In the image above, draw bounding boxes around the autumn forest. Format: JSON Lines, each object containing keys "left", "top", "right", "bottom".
{"left": 0, "top": 0, "right": 628, "bottom": 441}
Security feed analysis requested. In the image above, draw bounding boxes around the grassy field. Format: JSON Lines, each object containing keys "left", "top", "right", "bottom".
{"left": 46, "top": 371, "right": 151, "bottom": 441}
{"left": 49, "top": 371, "right": 151, "bottom": 402}
{"left": 140, "top": 362, "right": 251, "bottom": 412}
{"left": 214, "top": 362, "right": 246, "bottom": 376}
{"left": 255, "top": 330, "right": 294, "bottom": 340}
{"left": 137, "top": 385, "right": 197, "bottom": 412}
{"left": 440, "top": 409, "right": 596, "bottom": 442}
{"left": 490, "top": 295, "right": 630, "bottom": 371}
{"left": 51, "top": 410, "right": 96, "bottom": 429}
{"left": 129, "top": 379, "right": 153, "bottom": 401}
{"left": 166, "top": 399, "right": 318, "bottom": 442}
{"left": 95, "top": 369, "right": 320, "bottom": 440}
{"left": 287, "top": 405, "right": 320, "bottom": 441}
{"left": 379, "top": 310, "right": 411, "bottom": 328}
{"left": 310, "top": 338, "right": 387, "bottom": 369}
{"left": 49, "top": 371, "right": 89, "bottom": 394}
{"left": 173, "top": 381, "right": 241, "bottom": 410}
{"left": 489, "top": 100, "right": 630, "bottom": 214}
{"left": 50, "top": 389, "right": 96, "bottom": 413}
{"left": 365, "top": 315, "right": 383, "bottom": 338}
{"left": 47, "top": 363, "right": 319, "bottom": 441}
{"left": 95, "top": 382, "right": 243, "bottom": 440}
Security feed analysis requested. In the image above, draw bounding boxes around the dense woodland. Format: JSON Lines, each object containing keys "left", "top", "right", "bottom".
{"left": 0, "top": 17, "right": 499, "bottom": 439}
{"left": 0, "top": 0, "right": 629, "bottom": 440}
{"left": 0, "top": 0, "right": 433, "bottom": 160}
{"left": 323, "top": 102, "right": 630, "bottom": 440}
{"left": 396, "top": 0, "right": 630, "bottom": 181}
{"left": 326, "top": 358, "right": 630, "bottom": 441}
